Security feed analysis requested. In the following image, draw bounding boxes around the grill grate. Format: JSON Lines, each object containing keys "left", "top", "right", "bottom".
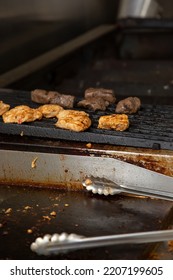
{"left": 0, "top": 89, "right": 173, "bottom": 150}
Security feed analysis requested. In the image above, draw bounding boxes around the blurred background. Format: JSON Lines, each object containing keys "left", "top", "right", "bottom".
{"left": 1, "top": 0, "right": 173, "bottom": 92}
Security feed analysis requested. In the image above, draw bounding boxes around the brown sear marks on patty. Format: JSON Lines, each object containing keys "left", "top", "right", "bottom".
{"left": 31, "top": 89, "right": 75, "bottom": 108}
{"left": 84, "top": 87, "right": 116, "bottom": 104}
{"left": 98, "top": 114, "right": 129, "bottom": 131}
{"left": 115, "top": 97, "right": 141, "bottom": 114}
{"left": 77, "top": 97, "right": 108, "bottom": 111}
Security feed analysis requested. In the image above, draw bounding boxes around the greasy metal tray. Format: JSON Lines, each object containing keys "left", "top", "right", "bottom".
{"left": 0, "top": 88, "right": 173, "bottom": 150}
{"left": 1, "top": 184, "right": 173, "bottom": 260}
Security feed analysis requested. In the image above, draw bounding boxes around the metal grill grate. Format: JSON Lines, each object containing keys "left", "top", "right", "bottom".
{"left": 0, "top": 89, "right": 173, "bottom": 150}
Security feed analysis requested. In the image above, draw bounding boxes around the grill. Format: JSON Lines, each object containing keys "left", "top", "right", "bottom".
{"left": 1, "top": 16, "right": 173, "bottom": 260}
{"left": 0, "top": 89, "right": 173, "bottom": 150}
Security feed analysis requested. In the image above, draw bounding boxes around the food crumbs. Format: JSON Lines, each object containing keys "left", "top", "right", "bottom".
{"left": 24, "top": 206, "right": 32, "bottom": 210}
{"left": 43, "top": 215, "right": 51, "bottom": 221}
{"left": 64, "top": 204, "right": 69, "bottom": 207}
{"left": 86, "top": 143, "right": 92, "bottom": 148}
{"left": 84, "top": 178, "right": 92, "bottom": 186}
{"left": 5, "top": 208, "right": 12, "bottom": 214}
{"left": 31, "top": 157, "right": 38, "bottom": 168}
{"left": 50, "top": 211, "right": 57, "bottom": 217}
{"left": 27, "top": 229, "right": 33, "bottom": 234}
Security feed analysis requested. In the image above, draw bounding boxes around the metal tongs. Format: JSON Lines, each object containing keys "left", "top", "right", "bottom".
{"left": 82, "top": 176, "right": 173, "bottom": 201}
{"left": 31, "top": 229, "right": 173, "bottom": 256}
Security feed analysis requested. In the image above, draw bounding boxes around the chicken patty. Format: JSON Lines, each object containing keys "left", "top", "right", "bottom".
{"left": 0, "top": 100, "right": 10, "bottom": 116}
{"left": 98, "top": 114, "right": 129, "bottom": 131}
{"left": 2, "top": 105, "right": 42, "bottom": 124}
{"left": 38, "top": 104, "right": 64, "bottom": 118}
{"left": 55, "top": 110, "right": 91, "bottom": 132}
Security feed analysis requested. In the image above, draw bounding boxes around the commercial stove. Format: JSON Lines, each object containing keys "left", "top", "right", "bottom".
{"left": 0, "top": 16, "right": 173, "bottom": 260}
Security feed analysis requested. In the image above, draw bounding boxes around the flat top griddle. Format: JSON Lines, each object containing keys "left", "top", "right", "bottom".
{"left": 0, "top": 88, "right": 173, "bottom": 150}
{"left": 1, "top": 184, "right": 173, "bottom": 260}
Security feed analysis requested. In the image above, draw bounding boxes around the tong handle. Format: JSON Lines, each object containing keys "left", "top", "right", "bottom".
{"left": 36, "top": 229, "right": 173, "bottom": 255}
{"left": 119, "top": 184, "right": 173, "bottom": 201}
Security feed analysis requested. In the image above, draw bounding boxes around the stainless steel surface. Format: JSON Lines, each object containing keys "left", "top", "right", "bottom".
{"left": 83, "top": 176, "right": 173, "bottom": 201}
{"left": 118, "top": 0, "right": 161, "bottom": 18}
{"left": 31, "top": 229, "right": 173, "bottom": 256}
{"left": 0, "top": 150, "right": 173, "bottom": 194}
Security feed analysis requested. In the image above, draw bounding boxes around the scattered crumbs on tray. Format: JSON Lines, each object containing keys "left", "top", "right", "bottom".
{"left": 5, "top": 208, "right": 12, "bottom": 215}
{"left": 50, "top": 211, "right": 57, "bottom": 217}
{"left": 2, "top": 231, "right": 9, "bottom": 235}
{"left": 42, "top": 215, "right": 51, "bottom": 221}
{"left": 24, "top": 206, "right": 32, "bottom": 210}
{"left": 27, "top": 229, "right": 33, "bottom": 234}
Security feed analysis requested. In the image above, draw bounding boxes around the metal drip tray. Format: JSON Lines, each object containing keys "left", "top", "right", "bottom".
{"left": 0, "top": 149, "right": 173, "bottom": 260}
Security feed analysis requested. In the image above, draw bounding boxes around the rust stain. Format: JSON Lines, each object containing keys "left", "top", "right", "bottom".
{"left": 0, "top": 180, "right": 84, "bottom": 191}
{"left": 87, "top": 145, "right": 173, "bottom": 177}
{"left": 112, "top": 154, "right": 173, "bottom": 177}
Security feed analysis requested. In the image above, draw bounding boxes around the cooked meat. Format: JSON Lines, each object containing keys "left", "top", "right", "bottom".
{"left": 2, "top": 105, "right": 42, "bottom": 124}
{"left": 50, "top": 92, "right": 75, "bottom": 108}
{"left": 0, "top": 100, "right": 10, "bottom": 116}
{"left": 98, "top": 114, "right": 129, "bottom": 131}
{"left": 85, "top": 87, "right": 116, "bottom": 104}
{"left": 31, "top": 89, "right": 57, "bottom": 104}
{"left": 31, "top": 89, "right": 75, "bottom": 108}
{"left": 55, "top": 110, "right": 91, "bottom": 132}
{"left": 77, "top": 97, "right": 108, "bottom": 111}
{"left": 38, "top": 104, "right": 64, "bottom": 118}
{"left": 115, "top": 97, "right": 141, "bottom": 114}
